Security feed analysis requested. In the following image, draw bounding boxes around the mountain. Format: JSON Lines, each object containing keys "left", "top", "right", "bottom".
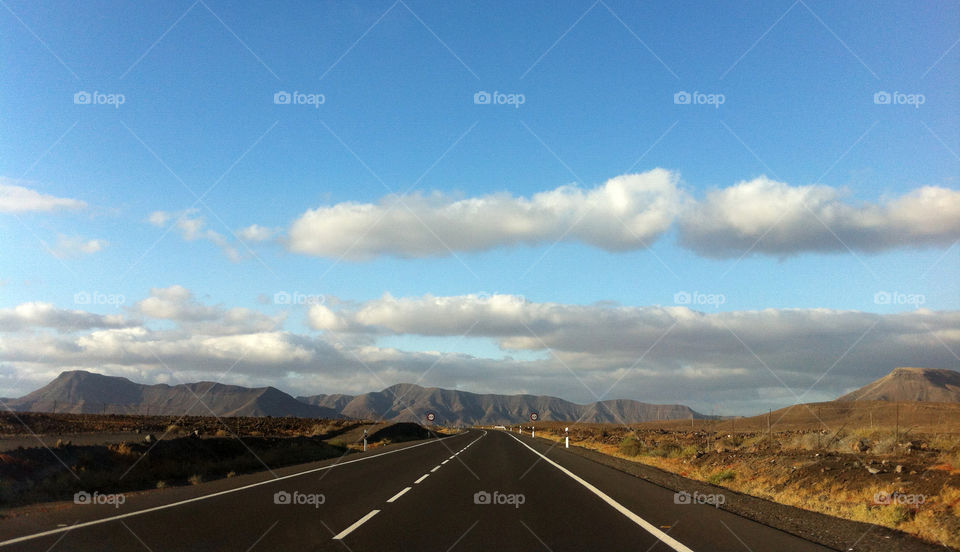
{"left": 7, "top": 371, "right": 342, "bottom": 418}
{"left": 11, "top": 371, "right": 708, "bottom": 424}
{"left": 297, "top": 393, "right": 355, "bottom": 412}
{"left": 835, "top": 367, "right": 960, "bottom": 403}
{"left": 299, "top": 383, "right": 708, "bottom": 425}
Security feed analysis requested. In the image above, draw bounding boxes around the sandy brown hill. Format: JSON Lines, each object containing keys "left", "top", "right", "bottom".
{"left": 835, "top": 367, "right": 960, "bottom": 402}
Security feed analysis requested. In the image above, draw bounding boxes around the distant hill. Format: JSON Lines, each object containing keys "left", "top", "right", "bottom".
{"left": 6, "top": 371, "right": 342, "bottom": 418}
{"left": 298, "top": 383, "right": 708, "bottom": 425}
{"left": 10, "top": 371, "right": 708, "bottom": 424}
{"left": 835, "top": 367, "right": 960, "bottom": 403}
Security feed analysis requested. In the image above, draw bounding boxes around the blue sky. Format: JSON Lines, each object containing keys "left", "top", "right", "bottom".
{"left": 1, "top": 0, "right": 958, "bottom": 414}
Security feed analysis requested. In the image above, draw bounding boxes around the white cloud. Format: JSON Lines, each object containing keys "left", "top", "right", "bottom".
{"left": 237, "top": 224, "right": 278, "bottom": 242}
{"left": 51, "top": 235, "right": 107, "bottom": 258}
{"left": 133, "top": 285, "right": 285, "bottom": 335}
{"left": 0, "top": 302, "right": 132, "bottom": 332}
{"left": 1, "top": 291, "right": 957, "bottom": 412}
{"left": 147, "top": 209, "right": 241, "bottom": 261}
{"left": 278, "top": 172, "right": 960, "bottom": 260}
{"left": 287, "top": 169, "right": 685, "bottom": 259}
{"left": 677, "top": 177, "right": 960, "bottom": 257}
{"left": 0, "top": 179, "right": 87, "bottom": 213}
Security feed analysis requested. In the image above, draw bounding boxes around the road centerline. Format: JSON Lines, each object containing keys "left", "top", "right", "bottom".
{"left": 332, "top": 510, "right": 380, "bottom": 540}
{"left": 386, "top": 487, "right": 412, "bottom": 503}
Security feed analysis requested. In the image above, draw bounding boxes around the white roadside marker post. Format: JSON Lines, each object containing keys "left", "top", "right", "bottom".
{"left": 565, "top": 426, "right": 569, "bottom": 448}
{"left": 363, "top": 429, "right": 367, "bottom": 452}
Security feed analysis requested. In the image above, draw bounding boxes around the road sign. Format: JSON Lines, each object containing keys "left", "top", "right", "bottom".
{"left": 426, "top": 412, "right": 436, "bottom": 422}
{"left": 530, "top": 412, "right": 539, "bottom": 422}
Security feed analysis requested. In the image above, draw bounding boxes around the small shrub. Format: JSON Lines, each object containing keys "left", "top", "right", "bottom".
{"left": 156, "top": 480, "right": 167, "bottom": 489}
{"left": 707, "top": 469, "right": 736, "bottom": 484}
{"left": 619, "top": 437, "right": 643, "bottom": 456}
{"left": 188, "top": 474, "right": 203, "bottom": 486}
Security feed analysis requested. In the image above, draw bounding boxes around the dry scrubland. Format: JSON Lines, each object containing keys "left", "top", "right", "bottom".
{"left": 532, "top": 402, "right": 960, "bottom": 549}
{"left": 0, "top": 413, "right": 436, "bottom": 510}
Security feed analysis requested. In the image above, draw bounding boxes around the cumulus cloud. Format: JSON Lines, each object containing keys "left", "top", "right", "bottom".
{"left": 0, "top": 302, "right": 132, "bottom": 332}
{"left": 0, "top": 179, "right": 87, "bottom": 213}
{"left": 1, "top": 290, "right": 957, "bottom": 413}
{"left": 147, "top": 209, "right": 241, "bottom": 261}
{"left": 51, "top": 235, "right": 107, "bottom": 258}
{"left": 677, "top": 177, "right": 960, "bottom": 257}
{"left": 306, "top": 293, "right": 960, "bottom": 408}
{"left": 287, "top": 169, "right": 685, "bottom": 259}
{"left": 133, "top": 285, "right": 284, "bottom": 334}
{"left": 277, "top": 172, "right": 960, "bottom": 260}
{"left": 237, "top": 224, "right": 278, "bottom": 242}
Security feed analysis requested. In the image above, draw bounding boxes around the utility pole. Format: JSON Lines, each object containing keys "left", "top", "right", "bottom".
{"left": 767, "top": 409, "right": 771, "bottom": 441}
{"left": 895, "top": 402, "right": 900, "bottom": 442}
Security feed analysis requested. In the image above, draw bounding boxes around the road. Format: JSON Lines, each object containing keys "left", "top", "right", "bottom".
{"left": 0, "top": 429, "right": 833, "bottom": 551}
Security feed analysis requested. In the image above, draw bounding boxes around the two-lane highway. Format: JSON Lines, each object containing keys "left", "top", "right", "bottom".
{"left": 0, "top": 429, "right": 832, "bottom": 551}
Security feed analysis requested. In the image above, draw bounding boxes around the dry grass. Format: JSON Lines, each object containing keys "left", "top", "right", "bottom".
{"left": 533, "top": 424, "right": 960, "bottom": 549}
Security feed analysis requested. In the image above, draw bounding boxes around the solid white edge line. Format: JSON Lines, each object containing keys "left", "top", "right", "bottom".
{"left": 332, "top": 509, "right": 380, "bottom": 540}
{"left": 414, "top": 474, "right": 429, "bottom": 484}
{"left": 386, "top": 487, "right": 412, "bottom": 503}
{"left": 0, "top": 431, "right": 469, "bottom": 547}
{"left": 507, "top": 433, "right": 694, "bottom": 552}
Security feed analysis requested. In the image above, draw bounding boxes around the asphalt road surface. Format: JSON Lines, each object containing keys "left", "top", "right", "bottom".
{"left": 0, "top": 429, "right": 834, "bottom": 551}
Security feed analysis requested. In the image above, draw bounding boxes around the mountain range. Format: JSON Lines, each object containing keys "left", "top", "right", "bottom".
{"left": 5, "top": 367, "right": 958, "bottom": 424}
{"left": 297, "top": 383, "right": 706, "bottom": 425}
{"left": 5, "top": 371, "right": 706, "bottom": 424}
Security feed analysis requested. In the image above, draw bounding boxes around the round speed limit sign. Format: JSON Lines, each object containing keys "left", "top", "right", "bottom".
{"left": 529, "top": 412, "right": 539, "bottom": 422}
{"left": 426, "top": 412, "right": 436, "bottom": 422}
